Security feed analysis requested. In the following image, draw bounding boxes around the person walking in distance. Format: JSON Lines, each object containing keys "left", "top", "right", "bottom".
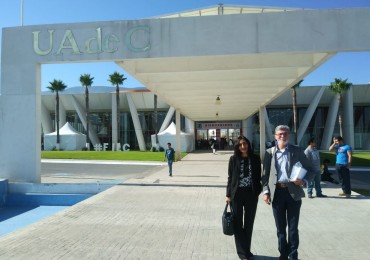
{"left": 305, "top": 138, "right": 327, "bottom": 198}
{"left": 226, "top": 136, "right": 262, "bottom": 260}
{"left": 164, "top": 142, "right": 175, "bottom": 177}
{"left": 210, "top": 138, "right": 217, "bottom": 154}
{"left": 329, "top": 136, "right": 352, "bottom": 198}
{"left": 261, "top": 125, "right": 314, "bottom": 260}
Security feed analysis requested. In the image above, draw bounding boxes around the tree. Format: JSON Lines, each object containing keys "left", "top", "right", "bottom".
{"left": 47, "top": 79, "right": 67, "bottom": 150}
{"left": 108, "top": 72, "right": 127, "bottom": 149}
{"left": 79, "top": 73, "right": 94, "bottom": 150}
{"left": 291, "top": 79, "right": 303, "bottom": 145}
{"left": 328, "top": 78, "right": 352, "bottom": 137}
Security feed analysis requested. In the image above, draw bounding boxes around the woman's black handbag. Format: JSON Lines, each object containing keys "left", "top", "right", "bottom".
{"left": 222, "top": 203, "right": 234, "bottom": 236}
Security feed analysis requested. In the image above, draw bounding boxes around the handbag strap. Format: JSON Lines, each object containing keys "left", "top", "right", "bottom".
{"left": 225, "top": 203, "right": 233, "bottom": 213}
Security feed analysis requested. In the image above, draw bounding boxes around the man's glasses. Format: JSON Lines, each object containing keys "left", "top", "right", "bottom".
{"left": 275, "top": 132, "right": 289, "bottom": 136}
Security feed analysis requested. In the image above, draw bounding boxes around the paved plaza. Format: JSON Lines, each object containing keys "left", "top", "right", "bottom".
{"left": 0, "top": 152, "right": 369, "bottom": 259}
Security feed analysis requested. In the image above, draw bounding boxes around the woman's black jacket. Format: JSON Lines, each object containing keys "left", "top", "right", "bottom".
{"left": 226, "top": 154, "right": 262, "bottom": 200}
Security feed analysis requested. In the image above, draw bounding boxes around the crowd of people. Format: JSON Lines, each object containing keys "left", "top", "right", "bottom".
{"left": 197, "top": 137, "right": 235, "bottom": 151}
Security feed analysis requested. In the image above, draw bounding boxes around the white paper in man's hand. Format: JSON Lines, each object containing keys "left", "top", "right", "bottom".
{"left": 290, "top": 162, "right": 307, "bottom": 181}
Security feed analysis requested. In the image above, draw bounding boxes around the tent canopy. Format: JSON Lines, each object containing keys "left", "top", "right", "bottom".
{"left": 158, "top": 122, "right": 187, "bottom": 136}
{"left": 152, "top": 122, "right": 194, "bottom": 152}
{"left": 45, "top": 122, "right": 85, "bottom": 136}
{"left": 44, "top": 122, "right": 86, "bottom": 150}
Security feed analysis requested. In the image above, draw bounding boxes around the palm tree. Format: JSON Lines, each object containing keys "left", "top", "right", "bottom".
{"left": 291, "top": 79, "right": 303, "bottom": 145}
{"left": 108, "top": 72, "right": 127, "bottom": 149}
{"left": 328, "top": 78, "right": 352, "bottom": 137}
{"left": 79, "top": 73, "right": 94, "bottom": 150}
{"left": 47, "top": 79, "right": 67, "bottom": 150}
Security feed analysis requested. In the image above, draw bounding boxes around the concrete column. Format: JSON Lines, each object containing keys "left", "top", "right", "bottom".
{"left": 0, "top": 62, "right": 41, "bottom": 182}
{"left": 343, "top": 88, "right": 354, "bottom": 148}
{"left": 264, "top": 107, "right": 274, "bottom": 142}
{"left": 58, "top": 98, "right": 66, "bottom": 128}
{"left": 243, "top": 117, "right": 254, "bottom": 141}
{"left": 259, "top": 107, "right": 266, "bottom": 160}
{"left": 126, "top": 93, "right": 146, "bottom": 151}
{"left": 176, "top": 110, "right": 182, "bottom": 161}
{"left": 184, "top": 117, "right": 194, "bottom": 134}
{"left": 185, "top": 117, "right": 195, "bottom": 151}
{"left": 159, "top": 106, "right": 175, "bottom": 133}
{"left": 111, "top": 94, "right": 118, "bottom": 150}
{"left": 242, "top": 118, "right": 247, "bottom": 137}
{"left": 321, "top": 95, "right": 339, "bottom": 150}
{"left": 71, "top": 95, "right": 100, "bottom": 146}
{"left": 297, "top": 86, "right": 325, "bottom": 143}
{"left": 41, "top": 101, "right": 53, "bottom": 134}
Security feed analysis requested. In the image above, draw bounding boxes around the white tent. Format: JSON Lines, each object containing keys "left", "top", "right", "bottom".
{"left": 44, "top": 122, "right": 86, "bottom": 150}
{"left": 151, "top": 122, "right": 194, "bottom": 152}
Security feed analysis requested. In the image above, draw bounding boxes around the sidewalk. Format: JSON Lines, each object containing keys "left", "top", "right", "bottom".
{"left": 0, "top": 152, "right": 369, "bottom": 259}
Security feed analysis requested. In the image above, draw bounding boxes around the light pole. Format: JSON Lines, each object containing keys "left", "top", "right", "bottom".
{"left": 21, "top": 0, "right": 24, "bottom": 26}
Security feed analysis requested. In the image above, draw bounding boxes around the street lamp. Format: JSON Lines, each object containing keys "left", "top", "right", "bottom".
{"left": 215, "top": 95, "right": 221, "bottom": 105}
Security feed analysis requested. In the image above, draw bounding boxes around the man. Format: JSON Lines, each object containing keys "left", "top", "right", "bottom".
{"left": 304, "top": 138, "right": 327, "bottom": 198}
{"left": 329, "top": 136, "right": 352, "bottom": 198}
{"left": 261, "top": 125, "right": 314, "bottom": 260}
{"left": 164, "top": 142, "right": 175, "bottom": 177}
{"left": 210, "top": 138, "right": 217, "bottom": 154}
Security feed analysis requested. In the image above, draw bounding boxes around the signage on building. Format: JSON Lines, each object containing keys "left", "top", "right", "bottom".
{"left": 94, "top": 143, "right": 130, "bottom": 151}
{"left": 32, "top": 26, "right": 151, "bottom": 56}
{"left": 196, "top": 122, "right": 241, "bottom": 130}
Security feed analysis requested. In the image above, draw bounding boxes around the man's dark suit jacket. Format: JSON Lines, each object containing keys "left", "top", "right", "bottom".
{"left": 226, "top": 154, "right": 262, "bottom": 200}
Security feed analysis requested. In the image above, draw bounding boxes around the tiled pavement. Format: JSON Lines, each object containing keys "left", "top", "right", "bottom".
{"left": 0, "top": 151, "right": 369, "bottom": 259}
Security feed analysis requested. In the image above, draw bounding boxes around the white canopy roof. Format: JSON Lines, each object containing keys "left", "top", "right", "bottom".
{"left": 43, "top": 123, "right": 86, "bottom": 151}
{"left": 158, "top": 122, "right": 190, "bottom": 136}
{"left": 153, "top": 122, "right": 194, "bottom": 152}
{"left": 45, "top": 122, "right": 85, "bottom": 136}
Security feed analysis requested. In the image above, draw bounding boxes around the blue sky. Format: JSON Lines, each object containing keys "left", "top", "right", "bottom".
{"left": 1, "top": 0, "right": 370, "bottom": 90}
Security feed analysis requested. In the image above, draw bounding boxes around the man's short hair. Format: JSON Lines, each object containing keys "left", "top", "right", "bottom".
{"left": 275, "top": 125, "right": 290, "bottom": 134}
{"left": 335, "top": 136, "right": 343, "bottom": 141}
{"left": 308, "top": 137, "right": 315, "bottom": 146}
{"left": 167, "top": 142, "right": 171, "bottom": 146}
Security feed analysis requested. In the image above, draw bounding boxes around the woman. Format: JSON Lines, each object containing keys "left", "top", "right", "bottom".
{"left": 226, "top": 136, "right": 262, "bottom": 260}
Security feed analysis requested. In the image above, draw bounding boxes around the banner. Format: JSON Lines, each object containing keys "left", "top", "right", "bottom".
{"left": 196, "top": 122, "right": 241, "bottom": 130}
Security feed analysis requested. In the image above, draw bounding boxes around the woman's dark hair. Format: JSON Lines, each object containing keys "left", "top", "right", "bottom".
{"left": 234, "top": 136, "right": 254, "bottom": 157}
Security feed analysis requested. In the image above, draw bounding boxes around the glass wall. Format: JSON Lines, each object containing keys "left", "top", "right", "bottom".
{"left": 264, "top": 104, "right": 370, "bottom": 150}
{"left": 267, "top": 107, "right": 330, "bottom": 148}
{"left": 353, "top": 106, "right": 370, "bottom": 149}
{"left": 45, "top": 103, "right": 370, "bottom": 151}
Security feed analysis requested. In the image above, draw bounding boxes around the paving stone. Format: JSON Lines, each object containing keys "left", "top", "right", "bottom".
{"left": 0, "top": 152, "right": 369, "bottom": 259}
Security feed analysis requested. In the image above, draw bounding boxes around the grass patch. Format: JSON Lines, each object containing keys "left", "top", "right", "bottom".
{"left": 353, "top": 189, "right": 370, "bottom": 196}
{"left": 42, "top": 151, "right": 187, "bottom": 161}
{"left": 320, "top": 151, "right": 370, "bottom": 167}
{"left": 42, "top": 151, "right": 369, "bottom": 165}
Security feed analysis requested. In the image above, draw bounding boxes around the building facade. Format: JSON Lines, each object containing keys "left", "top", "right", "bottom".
{"left": 42, "top": 84, "right": 370, "bottom": 151}
{"left": 3, "top": 5, "right": 370, "bottom": 182}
